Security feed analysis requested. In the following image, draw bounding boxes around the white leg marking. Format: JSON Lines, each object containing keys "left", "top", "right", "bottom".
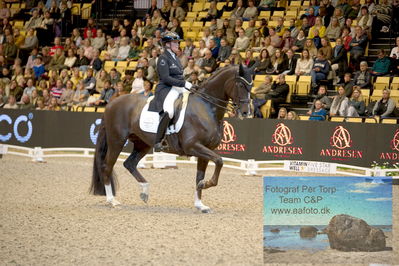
{"left": 194, "top": 191, "right": 211, "bottom": 213}
{"left": 139, "top": 182, "right": 149, "bottom": 195}
{"left": 105, "top": 184, "right": 120, "bottom": 207}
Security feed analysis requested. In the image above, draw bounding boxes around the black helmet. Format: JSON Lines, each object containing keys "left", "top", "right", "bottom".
{"left": 161, "top": 31, "right": 182, "bottom": 43}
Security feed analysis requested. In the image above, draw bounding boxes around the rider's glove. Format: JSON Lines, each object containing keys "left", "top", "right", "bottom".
{"left": 185, "top": 81, "right": 193, "bottom": 90}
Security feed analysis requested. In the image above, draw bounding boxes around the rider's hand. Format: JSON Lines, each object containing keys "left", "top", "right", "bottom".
{"left": 185, "top": 81, "right": 193, "bottom": 90}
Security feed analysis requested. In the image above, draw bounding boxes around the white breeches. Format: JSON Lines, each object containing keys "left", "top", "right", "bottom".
{"left": 163, "top": 86, "right": 185, "bottom": 119}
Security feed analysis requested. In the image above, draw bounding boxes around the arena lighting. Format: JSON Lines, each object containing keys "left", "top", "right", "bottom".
{"left": 0, "top": 113, "right": 33, "bottom": 143}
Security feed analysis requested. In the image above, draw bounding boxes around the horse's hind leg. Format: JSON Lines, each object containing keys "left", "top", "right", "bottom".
{"left": 195, "top": 158, "right": 211, "bottom": 212}
{"left": 123, "top": 140, "right": 151, "bottom": 203}
{"left": 104, "top": 139, "right": 125, "bottom": 207}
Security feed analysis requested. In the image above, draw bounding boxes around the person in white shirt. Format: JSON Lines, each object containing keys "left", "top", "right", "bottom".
{"left": 116, "top": 37, "right": 130, "bottom": 61}
{"left": 390, "top": 36, "right": 399, "bottom": 58}
{"left": 130, "top": 68, "right": 145, "bottom": 94}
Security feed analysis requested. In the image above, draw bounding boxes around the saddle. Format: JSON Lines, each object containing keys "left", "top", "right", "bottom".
{"left": 139, "top": 91, "right": 190, "bottom": 135}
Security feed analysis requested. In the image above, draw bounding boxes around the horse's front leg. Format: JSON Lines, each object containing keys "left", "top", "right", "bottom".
{"left": 185, "top": 143, "right": 223, "bottom": 213}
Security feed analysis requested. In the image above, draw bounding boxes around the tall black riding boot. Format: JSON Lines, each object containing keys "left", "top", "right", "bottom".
{"left": 154, "top": 112, "right": 171, "bottom": 152}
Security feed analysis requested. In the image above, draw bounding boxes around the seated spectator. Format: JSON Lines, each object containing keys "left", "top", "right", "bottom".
{"left": 108, "top": 68, "right": 121, "bottom": 87}
{"left": 92, "top": 28, "right": 105, "bottom": 50}
{"left": 13, "top": 28, "right": 25, "bottom": 48}
{"left": 72, "top": 28, "right": 83, "bottom": 47}
{"left": 277, "top": 107, "right": 288, "bottom": 119}
{"left": 345, "top": 18, "right": 357, "bottom": 38}
{"left": 242, "top": 50, "right": 256, "bottom": 68}
{"left": 36, "top": 11, "right": 54, "bottom": 47}
{"left": 271, "top": 49, "right": 288, "bottom": 75}
{"left": 50, "top": 79, "right": 65, "bottom": 99}
{"left": 295, "top": 49, "right": 314, "bottom": 76}
{"left": 84, "top": 18, "right": 97, "bottom": 39}
{"left": 48, "top": 48, "right": 66, "bottom": 71}
{"left": 114, "top": 37, "right": 130, "bottom": 61}
{"left": 141, "top": 79, "right": 154, "bottom": 97}
{"left": 183, "top": 59, "right": 196, "bottom": 79}
{"left": 341, "top": 73, "right": 354, "bottom": 97}
{"left": 287, "top": 111, "right": 299, "bottom": 120}
{"left": 244, "top": 19, "right": 256, "bottom": 38}
{"left": 372, "top": 89, "right": 397, "bottom": 118}
{"left": 309, "top": 100, "right": 328, "bottom": 120}
{"left": 319, "top": 37, "right": 332, "bottom": 60}
{"left": 42, "top": 89, "right": 51, "bottom": 106}
{"left": 183, "top": 38, "right": 195, "bottom": 59}
{"left": 371, "top": 49, "right": 391, "bottom": 76}
{"left": 3, "top": 36, "right": 17, "bottom": 64}
{"left": 58, "top": 80, "right": 74, "bottom": 109}
{"left": 305, "top": 7, "right": 317, "bottom": 26}
{"left": 265, "top": 74, "right": 289, "bottom": 111}
{"left": 292, "top": 30, "right": 306, "bottom": 52}
{"left": 347, "top": 88, "right": 366, "bottom": 117}
{"left": 233, "top": 28, "right": 250, "bottom": 52}
{"left": 258, "top": 0, "right": 276, "bottom": 11}
{"left": 23, "top": 78, "right": 36, "bottom": 97}
{"left": 282, "top": 49, "right": 297, "bottom": 75}
{"left": 349, "top": 26, "right": 368, "bottom": 69}
{"left": 307, "top": 85, "right": 332, "bottom": 114}
{"left": 70, "top": 68, "right": 82, "bottom": 89}
{"left": 269, "top": 27, "right": 282, "bottom": 50}
{"left": 201, "top": 1, "right": 218, "bottom": 22}
{"left": 217, "top": 38, "right": 232, "bottom": 63}
{"left": 64, "top": 49, "right": 77, "bottom": 69}
{"left": 0, "top": 2, "right": 10, "bottom": 20}
{"left": 252, "top": 75, "right": 272, "bottom": 99}
{"left": 330, "top": 85, "right": 349, "bottom": 117}
{"left": 353, "top": 61, "right": 372, "bottom": 90}
{"left": 24, "top": 9, "right": 42, "bottom": 31}
{"left": 75, "top": 47, "right": 90, "bottom": 71}
{"left": 8, "top": 80, "right": 23, "bottom": 101}
{"left": 131, "top": 68, "right": 145, "bottom": 94}
{"left": 325, "top": 17, "right": 341, "bottom": 41}
{"left": 93, "top": 80, "right": 115, "bottom": 106}
{"left": 311, "top": 29, "right": 322, "bottom": 49}
{"left": 281, "top": 31, "right": 294, "bottom": 53}
{"left": 330, "top": 37, "right": 348, "bottom": 83}
{"left": 18, "top": 94, "right": 34, "bottom": 110}
{"left": 357, "top": 6, "right": 373, "bottom": 35}
{"left": 105, "top": 38, "right": 119, "bottom": 61}
{"left": 33, "top": 57, "right": 45, "bottom": 80}
{"left": 82, "top": 39, "right": 95, "bottom": 60}
{"left": 72, "top": 80, "right": 89, "bottom": 106}
{"left": 20, "top": 29, "right": 39, "bottom": 60}
{"left": 255, "top": 48, "right": 272, "bottom": 74}
{"left": 3, "top": 94, "right": 18, "bottom": 109}
{"left": 201, "top": 49, "right": 217, "bottom": 74}
{"left": 83, "top": 68, "right": 96, "bottom": 94}
{"left": 208, "top": 39, "right": 219, "bottom": 59}
{"left": 40, "top": 47, "right": 52, "bottom": 68}
{"left": 304, "top": 38, "right": 318, "bottom": 58}
{"left": 50, "top": 37, "right": 64, "bottom": 56}
{"left": 59, "top": 69, "right": 70, "bottom": 85}
{"left": 250, "top": 29, "right": 264, "bottom": 52}
{"left": 230, "top": 0, "right": 245, "bottom": 20}
{"left": 390, "top": 36, "right": 399, "bottom": 58}
{"left": 169, "top": 1, "right": 185, "bottom": 23}
{"left": 242, "top": 0, "right": 257, "bottom": 20}
{"left": 46, "top": 97, "right": 61, "bottom": 111}
{"left": 311, "top": 50, "right": 330, "bottom": 93}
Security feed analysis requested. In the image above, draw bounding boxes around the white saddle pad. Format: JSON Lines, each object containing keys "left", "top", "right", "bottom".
{"left": 139, "top": 92, "right": 190, "bottom": 135}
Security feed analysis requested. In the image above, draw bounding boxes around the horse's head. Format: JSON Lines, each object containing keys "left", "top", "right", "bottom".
{"left": 228, "top": 64, "right": 255, "bottom": 119}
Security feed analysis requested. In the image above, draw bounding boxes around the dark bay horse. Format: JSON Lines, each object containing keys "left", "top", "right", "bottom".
{"left": 90, "top": 64, "right": 253, "bottom": 212}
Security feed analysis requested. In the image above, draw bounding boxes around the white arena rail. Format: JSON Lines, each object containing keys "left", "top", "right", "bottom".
{"left": 1, "top": 144, "right": 398, "bottom": 178}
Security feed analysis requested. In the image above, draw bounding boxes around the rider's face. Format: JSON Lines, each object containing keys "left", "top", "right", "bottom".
{"left": 169, "top": 41, "right": 180, "bottom": 53}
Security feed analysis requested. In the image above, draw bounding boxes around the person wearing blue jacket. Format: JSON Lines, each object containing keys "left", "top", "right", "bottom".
{"left": 310, "top": 50, "right": 330, "bottom": 94}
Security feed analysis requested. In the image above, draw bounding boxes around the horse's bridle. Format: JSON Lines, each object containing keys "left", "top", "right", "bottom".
{"left": 187, "top": 67, "right": 253, "bottom": 113}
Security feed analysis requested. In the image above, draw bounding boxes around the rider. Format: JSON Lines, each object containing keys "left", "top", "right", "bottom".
{"left": 153, "top": 31, "right": 193, "bottom": 152}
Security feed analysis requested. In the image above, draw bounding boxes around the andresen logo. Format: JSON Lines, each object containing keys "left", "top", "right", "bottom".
{"left": 262, "top": 123, "right": 303, "bottom": 157}
{"left": 216, "top": 121, "right": 245, "bottom": 153}
{"left": 320, "top": 126, "right": 363, "bottom": 159}
{"left": 379, "top": 129, "right": 399, "bottom": 160}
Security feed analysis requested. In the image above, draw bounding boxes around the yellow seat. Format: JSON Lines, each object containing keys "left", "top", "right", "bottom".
{"left": 221, "top": 11, "right": 231, "bottom": 18}
{"left": 127, "top": 61, "right": 138, "bottom": 70}
{"left": 71, "top": 3, "right": 81, "bottom": 15}
{"left": 13, "top": 21, "right": 24, "bottom": 29}
{"left": 296, "top": 76, "right": 311, "bottom": 95}
{"left": 191, "top": 21, "right": 203, "bottom": 31}
{"left": 260, "top": 100, "right": 272, "bottom": 118}
{"left": 330, "top": 117, "right": 345, "bottom": 122}
{"left": 186, "top": 31, "right": 198, "bottom": 40}
{"left": 116, "top": 61, "right": 128, "bottom": 73}
{"left": 81, "top": 3, "right": 91, "bottom": 19}
{"left": 203, "top": 2, "right": 211, "bottom": 10}
{"left": 104, "top": 61, "right": 116, "bottom": 72}
{"left": 285, "top": 10, "right": 297, "bottom": 18}
{"left": 370, "top": 89, "right": 382, "bottom": 102}
{"left": 290, "top": 1, "right": 302, "bottom": 7}
{"left": 381, "top": 119, "right": 397, "bottom": 124}
{"left": 273, "top": 11, "right": 285, "bottom": 17}
{"left": 242, "top": 21, "right": 249, "bottom": 30}
{"left": 365, "top": 118, "right": 378, "bottom": 123}
{"left": 97, "top": 107, "right": 106, "bottom": 113}
{"left": 361, "top": 89, "right": 370, "bottom": 104}
{"left": 390, "top": 90, "right": 399, "bottom": 103}
{"left": 192, "top": 2, "right": 204, "bottom": 12}
{"left": 181, "top": 21, "right": 192, "bottom": 30}
{"left": 197, "top": 12, "right": 208, "bottom": 19}
{"left": 259, "top": 11, "right": 271, "bottom": 18}
{"left": 299, "top": 115, "right": 310, "bottom": 120}
{"left": 84, "top": 107, "right": 96, "bottom": 112}
{"left": 285, "top": 75, "right": 297, "bottom": 103}
{"left": 268, "top": 21, "right": 278, "bottom": 27}
{"left": 346, "top": 117, "right": 363, "bottom": 123}
{"left": 373, "top": 76, "right": 390, "bottom": 91}
{"left": 390, "top": 77, "right": 399, "bottom": 90}
{"left": 216, "top": 2, "right": 226, "bottom": 10}
{"left": 255, "top": 75, "right": 266, "bottom": 81}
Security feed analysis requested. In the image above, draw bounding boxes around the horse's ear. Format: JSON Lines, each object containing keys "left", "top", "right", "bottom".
{"left": 239, "top": 63, "right": 245, "bottom": 77}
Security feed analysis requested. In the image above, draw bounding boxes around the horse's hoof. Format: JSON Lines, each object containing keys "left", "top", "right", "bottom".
{"left": 107, "top": 199, "right": 121, "bottom": 208}
{"left": 197, "top": 180, "right": 205, "bottom": 190}
{"left": 140, "top": 193, "right": 149, "bottom": 203}
{"left": 195, "top": 205, "right": 211, "bottom": 213}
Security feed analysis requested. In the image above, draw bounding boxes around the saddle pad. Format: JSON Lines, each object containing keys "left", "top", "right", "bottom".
{"left": 139, "top": 92, "right": 190, "bottom": 134}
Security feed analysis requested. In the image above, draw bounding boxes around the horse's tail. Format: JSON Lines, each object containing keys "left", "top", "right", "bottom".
{"left": 90, "top": 121, "right": 117, "bottom": 196}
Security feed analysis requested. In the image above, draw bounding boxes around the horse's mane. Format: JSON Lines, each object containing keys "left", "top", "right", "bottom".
{"left": 198, "top": 65, "right": 236, "bottom": 91}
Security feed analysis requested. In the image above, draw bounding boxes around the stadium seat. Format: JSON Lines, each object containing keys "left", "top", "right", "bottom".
{"left": 104, "top": 61, "right": 116, "bottom": 72}
{"left": 259, "top": 11, "right": 271, "bottom": 18}
{"left": 381, "top": 118, "right": 397, "bottom": 124}
{"left": 370, "top": 89, "right": 382, "bottom": 102}
{"left": 203, "top": 2, "right": 211, "bottom": 10}
{"left": 365, "top": 118, "right": 378, "bottom": 123}
{"left": 273, "top": 11, "right": 284, "bottom": 17}
{"left": 295, "top": 76, "right": 311, "bottom": 95}
{"left": 268, "top": 21, "right": 278, "bottom": 27}
{"left": 260, "top": 100, "right": 272, "bottom": 118}
{"left": 181, "top": 21, "right": 192, "bottom": 30}
{"left": 127, "top": 61, "right": 138, "bottom": 70}
{"left": 192, "top": 2, "right": 204, "bottom": 12}
{"left": 216, "top": 2, "right": 226, "bottom": 10}
{"left": 390, "top": 77, "right": 399, "bottom": 90}
{"left": 81, "top": 3, "right": 92, "bottom": 19}
{"left": 299, "top": 115, "right": 310, "bottom": 120}
{"left": 285, "top": 10, "right": 297, "bottom": 18}
{"left": 71, "top": 3, "right": 81, "bottom": 15}
{"left": 373, "top": 76, "right": 390, "bottom": 91}
{"left": 285, "top": 75, "right": 297, "bottom": 103}
{"left": 13, "top": 21, "right": 24, "bottom": 29}
{"left": 186, "top": 31, "right": 198, "bottom": 40}
{"left": 346, "top": 117, "right": 362, "bottom": 123}
{"left": 191, "top": 21, "right": 204, "bottom": 31}
{"left": 84, "top": 107, "right": 96, "bottom": 112}
{"left": 361, "top": 89, "right": 370, "bottom": 104}
{"left": 221, "top": 11, "right": 231, "bottom": 19}
{"left": 390, "top": 90, "right": 399, "bottom": 103}
{"left": 330, "top": 117, "right": 345, "bottom": 122}
{"left": 116, "top": 61, "right": 128, "bottom": 74}
{"left": 242, "top": 21, "right": 249, "bottom": 29}
{"left": 97, "top": 107, "right": 106, "bottom": 113}
{"left": 290, "top": 1, "right": 302, "bottom": 7}
{"left": 197, "top": 12, "right": 208, "bottom": 20}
